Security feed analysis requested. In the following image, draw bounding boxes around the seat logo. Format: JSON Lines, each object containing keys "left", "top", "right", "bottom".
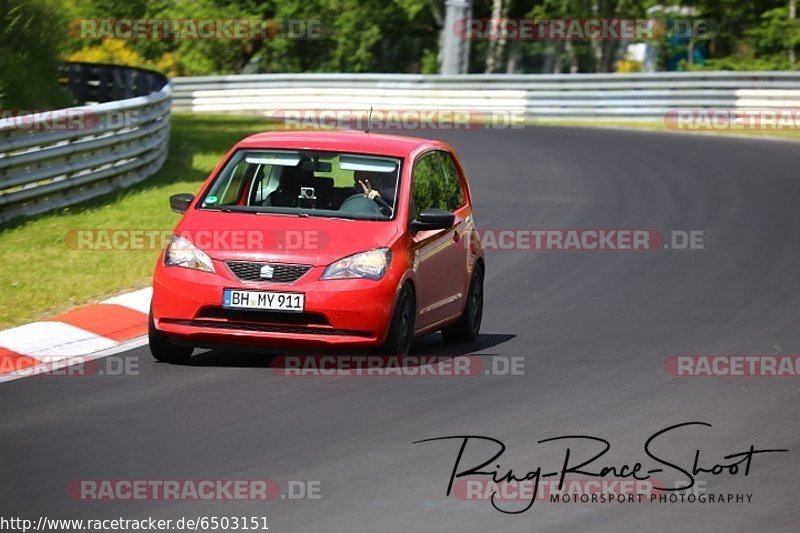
{"left": 259, "top": 264, "right": 275, "bottom": 279}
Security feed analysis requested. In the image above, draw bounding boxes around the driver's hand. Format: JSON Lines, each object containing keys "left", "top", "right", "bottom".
{"left": 358, "top": 179, "right": 381, "bottom": 200}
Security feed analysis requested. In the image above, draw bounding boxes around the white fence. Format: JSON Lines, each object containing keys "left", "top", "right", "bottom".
{"left": 0, "top": 65, "right": 171, "bottom": 225}
{"left": 171, "top": 71, "right": 800, "bottom": 119}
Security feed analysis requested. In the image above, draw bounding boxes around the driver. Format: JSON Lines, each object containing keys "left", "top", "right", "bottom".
{"left": 354, "top": 171, "right": 395, "bottom": 213}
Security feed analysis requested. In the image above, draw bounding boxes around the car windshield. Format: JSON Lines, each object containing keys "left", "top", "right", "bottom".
{"left": 199, "top": 149, "right": 401, "bottom": 220}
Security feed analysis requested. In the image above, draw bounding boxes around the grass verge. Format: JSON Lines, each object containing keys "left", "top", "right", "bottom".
{"left": 0, "top": 113, "right": 270, "bottom": 329}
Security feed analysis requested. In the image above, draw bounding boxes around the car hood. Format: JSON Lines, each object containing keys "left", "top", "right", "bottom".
{"left": 174, "top": 210, "right": 402, "bottom": 267}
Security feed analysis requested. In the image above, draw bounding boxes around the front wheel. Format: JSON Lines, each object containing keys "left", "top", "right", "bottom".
{"left": 148, "top": 309, "right": 193, "bottom": 363}
{"left": 375, "top": 284, "right": 415, "bottom": 355}
{"left": 442, "top": 264, "right": 483, "bottom": 344}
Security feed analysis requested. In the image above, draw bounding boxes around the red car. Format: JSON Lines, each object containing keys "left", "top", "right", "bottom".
{"left": 149, "top": 130, "right": 484, "bottom": 361}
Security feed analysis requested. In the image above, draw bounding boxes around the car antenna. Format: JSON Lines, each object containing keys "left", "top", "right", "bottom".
{"left": 365, "top": 107, "right": 373, "bottom": 134}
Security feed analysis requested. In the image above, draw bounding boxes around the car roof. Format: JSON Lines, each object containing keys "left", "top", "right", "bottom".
{"left": 236, "top": 130, "right": 447, "bottom": 158}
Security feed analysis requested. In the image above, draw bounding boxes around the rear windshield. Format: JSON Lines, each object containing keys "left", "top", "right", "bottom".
{"left": 199, "top": 150, "right": 401, "bottom": 220}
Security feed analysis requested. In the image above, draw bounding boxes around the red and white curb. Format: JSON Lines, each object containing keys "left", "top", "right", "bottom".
{"left": 0, "top": 288, "right": 151, "bottom": 382}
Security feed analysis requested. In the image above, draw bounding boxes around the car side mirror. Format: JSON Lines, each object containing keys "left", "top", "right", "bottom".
{"left": 170, "top": 193, "right": 194, "bottom": 214}
{"left": 411, "top": 208, "right": 455, "bottom": 233}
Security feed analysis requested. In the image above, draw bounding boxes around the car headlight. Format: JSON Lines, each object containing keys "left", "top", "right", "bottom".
{"left": 164, "top": 235, "right": 215, "bottom": 273}
{"left": 321, "top": 248, "right": 391, "bottom": 281}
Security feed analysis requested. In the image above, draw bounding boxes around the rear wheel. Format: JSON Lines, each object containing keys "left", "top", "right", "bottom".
{"left": 375, "top": 284, "right": 415, "bottom": 355}
{"left": 148, "top": 309, "right": 193, "bottom": 363}
{"left": 442, "top": 264, "right": 484, "bottom": 344}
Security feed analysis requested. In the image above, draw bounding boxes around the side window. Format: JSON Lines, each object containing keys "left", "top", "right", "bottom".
{"left": 410, "top": 152, "right": 446, "bottom": 220}
{"left": 437, "top": 151, "right": 466, "bottom": 211}
{"left": 218, "top": 161, "right": 250, "bottom": 205}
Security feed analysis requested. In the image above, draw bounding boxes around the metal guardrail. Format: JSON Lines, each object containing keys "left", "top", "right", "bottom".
{"left": 0, "top": 63, "right": 171, "bottom": 225}
{"left": 61, "top": 62, "right": 170, "bottom": 104}
{"left": 171, "top": 71, "right": 800, "bottom": 119}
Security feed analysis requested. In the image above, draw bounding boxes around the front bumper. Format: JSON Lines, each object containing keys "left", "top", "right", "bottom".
{"left": 152, "top": 258, "right": 401, "bottom": 350}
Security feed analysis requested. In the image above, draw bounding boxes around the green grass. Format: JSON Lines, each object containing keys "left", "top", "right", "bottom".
{"left": 0, "top": 113, "right": 271, "bottom": 329}
{"left": 1, "top": 112, "right": 798, "bottom": 329}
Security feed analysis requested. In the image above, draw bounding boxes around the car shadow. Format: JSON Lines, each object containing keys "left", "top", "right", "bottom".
{"left": 174, "top": 332, "right": 516, "bottom": 369}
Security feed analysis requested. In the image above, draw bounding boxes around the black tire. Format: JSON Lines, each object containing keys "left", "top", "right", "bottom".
{"left": 148, "top": 309, "right": 193, "bottom": 363}
{"left": 375, "top": 284, "right": 415, "bottom": 355}
{"left": 442, "top": 264, "right": 484, "bottom": 344}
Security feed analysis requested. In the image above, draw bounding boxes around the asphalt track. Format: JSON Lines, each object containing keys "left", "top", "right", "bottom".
{"left": 1, "top": 126, "right": 799, "bottom": 532}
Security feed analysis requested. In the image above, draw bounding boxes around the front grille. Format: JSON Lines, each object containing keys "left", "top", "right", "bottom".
{"left": 165, "top": 319, "right": 371, "bottom": 337}
{"left": 226, "top": 261, "right": 312, "bottom": 283}
{"left": 197, "top": 307, "right": 329, "bottom": 326}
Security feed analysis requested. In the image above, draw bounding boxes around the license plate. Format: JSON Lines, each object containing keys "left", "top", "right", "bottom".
{"left": 223, "top": 289, "right": 304, "bottom": 312}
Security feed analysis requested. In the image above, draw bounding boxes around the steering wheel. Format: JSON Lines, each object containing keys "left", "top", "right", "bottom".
{"left": 372, "top": 195, "right": 393, "bottom": 217}
{"left": 339, "top": 194, "right": 384, "bottom": 217}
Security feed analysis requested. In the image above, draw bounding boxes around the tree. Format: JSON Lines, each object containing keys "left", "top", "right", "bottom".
{"left": 0, "top": 0, "right": 72, "bottom": 108}
{"left": 53, "top": 0, "right": 800, "bottom": 76}
{"left": 485, "top": 0, "right": 508, "bottom": 73}
{"left": 790, "top": 0, "right": 797, "bottom": 66}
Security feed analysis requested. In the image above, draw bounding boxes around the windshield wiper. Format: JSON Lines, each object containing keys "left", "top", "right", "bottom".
{"left": 298, "top": 212, "right": 356, "bottom": 221}
{"left": 214, "top": 206, "right": 299, "bottom": 216}
{"left": 214, "top": 206, "right": 378, "bottom": 221}
{"left": 253, "top": 211, "right": 308, "bottom": 217}
{"left": 219, "top": 207, "right": 253, "bottom": 213}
